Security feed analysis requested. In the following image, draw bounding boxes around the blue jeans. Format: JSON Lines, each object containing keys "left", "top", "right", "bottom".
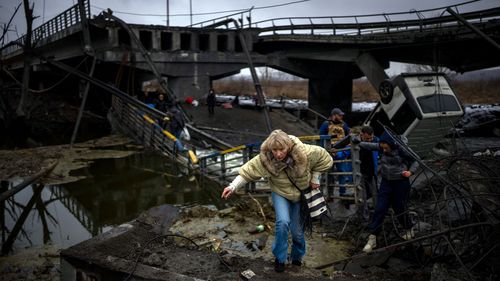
{"left": 367, "top": 178, "right": 412, "bottom": 234}
{"left": 338, "top": 175, "right": 353, "bottom": 195}
{"left": 271, "top": 192, "right": 306, "bottom": 263}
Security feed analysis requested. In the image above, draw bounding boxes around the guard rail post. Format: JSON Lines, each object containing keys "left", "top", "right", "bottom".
{"left": 220, "top": 154, "right": 226, "bottom": 181}
{"left": 350, "top": 142, "right": 361, "bottom": 205}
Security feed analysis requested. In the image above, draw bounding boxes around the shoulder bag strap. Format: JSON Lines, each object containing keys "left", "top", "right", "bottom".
{"left": 284, "top": 169, "right": 303, "bottom": 193}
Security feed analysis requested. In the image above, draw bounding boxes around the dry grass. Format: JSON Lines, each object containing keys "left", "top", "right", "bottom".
{"left": 451, "top": 78, "right": 500, "bottom": 104}
{"left": 214, "top": 78, "right": 308, "bottom": 99}
{"left": 213, "top": 76, "right": 500, "bottom": 104}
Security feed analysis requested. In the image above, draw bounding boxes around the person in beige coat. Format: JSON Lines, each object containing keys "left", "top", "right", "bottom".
{"left": 221, "top": 129, "right": 333, "bottom": 272}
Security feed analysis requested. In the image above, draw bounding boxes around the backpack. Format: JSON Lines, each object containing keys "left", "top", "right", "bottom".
{"left": 328, "top": 121, "right": 346, "bottom": 140}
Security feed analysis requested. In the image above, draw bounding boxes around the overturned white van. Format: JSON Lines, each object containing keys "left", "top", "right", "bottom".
{"left": 364, "top": 73, "right": 464, "bottom": 157}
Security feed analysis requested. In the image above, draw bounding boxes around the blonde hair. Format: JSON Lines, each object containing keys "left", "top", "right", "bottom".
{"left": 263, "top": 129, "right": 294, "bottom": 151}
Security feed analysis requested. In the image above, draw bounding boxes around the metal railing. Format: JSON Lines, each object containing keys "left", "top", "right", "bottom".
{"left": 252, "top": 7, "right": 500, "bottom": 36}
{"left": 189, "top": 8, "right": 253, "bottom": 28}
{"left": 109, "top": 95, "right": 198, "bottom": 168}
{"left": 188, "top": 0, "right": 500, "bottom": 39}
{"left": 1, "top": 0, "right": 90, "bottom": 56}
{"left": 110, "top": 91, "right": 362, "bottom": 202}
{"left": 197, "top": 134, "right": 362, "bottom": 202}
{"left": 50, "top": 185, "right": 101, "bottom": 236}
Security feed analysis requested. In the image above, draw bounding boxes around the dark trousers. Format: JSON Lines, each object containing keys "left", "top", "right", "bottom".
{"left": 367, "top": 178, "right": 412, "bottom": 234}
{"left": 362, "top": 174, "right": 377, "bottom": 200}
{"left": 361, "top": 174, "right": 377, "bottom": 220}
{"left": 208, "top": 106, "right": 214, "bottom": 115}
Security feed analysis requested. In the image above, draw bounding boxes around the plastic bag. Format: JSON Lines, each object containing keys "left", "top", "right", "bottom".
{"left": 180, "top": 127, "right": 191, "bottom": 141}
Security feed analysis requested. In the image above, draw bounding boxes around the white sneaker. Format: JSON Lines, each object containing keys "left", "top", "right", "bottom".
{"left": 362, "top": 234, "right": 377, "bottom": 252}
{"left": 401, "top": 228, "right": 415, "bottom": 240}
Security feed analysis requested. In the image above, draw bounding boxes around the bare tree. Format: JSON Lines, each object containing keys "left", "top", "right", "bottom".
{"left": 16, "top": 0, "right": 37, "bottom": 117}
{"left": 0, "top": 3, "right": 23, "bottom": 126}
{"left": 0, "top": 3, "right": 22, "bottom": 45}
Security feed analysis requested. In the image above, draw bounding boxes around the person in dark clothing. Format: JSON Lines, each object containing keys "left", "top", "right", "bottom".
{"left": 206, "top": 89, "right": 216, "bottom": 116}
{"left": 353, "top": 132, "right": 419, "bottom": 252}
{"left": 231, "top": 94, "right": 240, "bottom": 108}
{"left": 140, "top": 91, "right": 156, "bottom": 106}
{"left": 358, "top": 126, "right": 379, "bottom": 218}
{"left": 155, "top": 94, "right": 168, "bottom": 113}
{"left": 319, "top": 107, "right": 351, "bottom": 199}
{"left": 166, "top": 106, "right": 185, "bottom": 138}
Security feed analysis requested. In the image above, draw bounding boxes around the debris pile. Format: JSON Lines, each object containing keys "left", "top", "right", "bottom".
{"left": 333, "top": 153, "right": 500, "bottom": 280}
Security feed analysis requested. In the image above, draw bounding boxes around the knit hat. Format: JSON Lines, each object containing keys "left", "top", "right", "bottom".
{"left": 378, "top": 131, "right": 397, "bottom": 148}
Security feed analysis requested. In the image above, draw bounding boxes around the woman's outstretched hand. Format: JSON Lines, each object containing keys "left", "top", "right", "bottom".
{"left": 221, "top": 187, "right": 233, "bottom": 199}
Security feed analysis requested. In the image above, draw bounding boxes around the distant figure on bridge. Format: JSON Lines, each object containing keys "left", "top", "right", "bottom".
{"left": 252, "top": 93, "right": 259, "bottom": 107}
{"left": 279, "top": 93, "right": 286, "bottom": 104}
{"left": 231, "top": 94, "right": 240, "bottom": 108}
{"left": 221, "top": 129, "right": 333, "bottom": 273}
{"left": 206, "top": 88, "right": 216, "bottom": 116}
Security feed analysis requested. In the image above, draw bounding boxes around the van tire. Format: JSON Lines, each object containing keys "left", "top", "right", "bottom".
{"left": 379, "top": 80, "right": 394, "bottom": 104}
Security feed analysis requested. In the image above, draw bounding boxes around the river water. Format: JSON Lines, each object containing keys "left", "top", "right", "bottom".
{"left": 2, "top": 151, "right": 224, "bottom": 254}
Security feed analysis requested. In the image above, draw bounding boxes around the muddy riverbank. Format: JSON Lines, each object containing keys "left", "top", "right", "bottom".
{"left": 1, "top": 133, "right": 500, "bottom": 281}
{"left": 0, "top": 134, "right": 139, "bottom": 185}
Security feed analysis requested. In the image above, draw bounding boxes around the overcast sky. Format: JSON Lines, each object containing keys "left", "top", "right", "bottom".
{"left": 1, "top": 0, "right": 498, "bottom": 74}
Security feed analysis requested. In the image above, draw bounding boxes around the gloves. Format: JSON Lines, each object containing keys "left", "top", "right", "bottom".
{"left": 351, "top": 136, "right": 361, "bottom": 144}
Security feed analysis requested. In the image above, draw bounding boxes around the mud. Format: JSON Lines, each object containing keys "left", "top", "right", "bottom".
{"left": 183, "top": 104, "right": 316, "bottom": 146}
{"left": 0, "top": 244, "right": 61, "bottom": 281}
{"left": 0, "top": 134, "right": 139, "bottom": 184}
{"left": 60, "top": 200, "right": 478, "bottom": 281}
{"left": 61, "top": 203, "right": 356, "bottom": 281}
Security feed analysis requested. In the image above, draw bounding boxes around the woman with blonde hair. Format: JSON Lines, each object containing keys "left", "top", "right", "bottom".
{"left": 221, "top": 129, "right": 333, "bottom": 272}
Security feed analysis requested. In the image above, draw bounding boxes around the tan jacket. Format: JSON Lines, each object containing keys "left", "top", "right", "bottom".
{"left": 239, "top": 136, "right": 333, "bottom": 202}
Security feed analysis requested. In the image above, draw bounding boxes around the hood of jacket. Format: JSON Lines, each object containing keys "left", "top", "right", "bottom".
{"left": 259, "top": 135, "right": 308, "bottom": 178}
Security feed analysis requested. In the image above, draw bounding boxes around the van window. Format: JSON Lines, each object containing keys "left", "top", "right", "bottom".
{"left": 417, "top": 94, "right": 461, "bottom": 113}
{"left": 391, "top": 102, "right": 417, "bottom": 134}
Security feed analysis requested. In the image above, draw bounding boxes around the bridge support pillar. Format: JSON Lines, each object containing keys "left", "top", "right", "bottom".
{"left": 307, "top": 64, "right": 353, "bottom": 118}
{"left": 267, "top": 58, "right": 354, "bottom": 118}
{"left": 152, "top": 30, "right": 161, "bottom": 50}
{"left": 168, "top": 76, "right": 211, "bottom": 101}
{"left": 355, "top": 52, "right": 389, "bottom": 92}
{"left": 107, "top": 28, "right": 119, "bottom": 48}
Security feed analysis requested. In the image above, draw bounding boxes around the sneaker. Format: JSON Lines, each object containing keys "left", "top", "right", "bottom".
{"left": 401, "top": 228, "right": 415, "bottom": 240}
{"left": 362, "top": 234, "right": 377, "bottom": 253}
{"left": 291, "top": 260, "right": 302, "bottom": 266}
{"left": 274, "top": 259, "right": 285, "bottom": 273}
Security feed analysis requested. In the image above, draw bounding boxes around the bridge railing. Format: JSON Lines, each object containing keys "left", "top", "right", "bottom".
{"left": 50, "top": 185, "right": 101, "bottom": 236}
{"left": 190, "top": 8, "right": 253, "bottom": 28}
{"left": 110, "top": 90, "right": 362, "bottom": 202}
{"left": 197, "top": 135, "right": 362, "bottom": 202}
{"left": 250, "top": 6, "right": 500, "bottom": 36}
{"left": 109, "top": 95, "right": 198, "bottom": 168}
{"left": 1, "top": 0, "right": 90, "bottom": 56}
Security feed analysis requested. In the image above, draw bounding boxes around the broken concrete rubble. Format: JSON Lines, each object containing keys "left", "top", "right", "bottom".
{"left": 60, "top": 203, "right": 351, "bottom": 281}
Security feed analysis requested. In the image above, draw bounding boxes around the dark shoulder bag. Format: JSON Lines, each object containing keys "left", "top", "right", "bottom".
{"left": 284, "top": 170, "right": 328, "bottom": 235}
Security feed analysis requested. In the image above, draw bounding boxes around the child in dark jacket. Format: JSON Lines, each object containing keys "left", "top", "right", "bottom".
{"left": 354, "top": 132, "right": 419, "bottom": 252}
